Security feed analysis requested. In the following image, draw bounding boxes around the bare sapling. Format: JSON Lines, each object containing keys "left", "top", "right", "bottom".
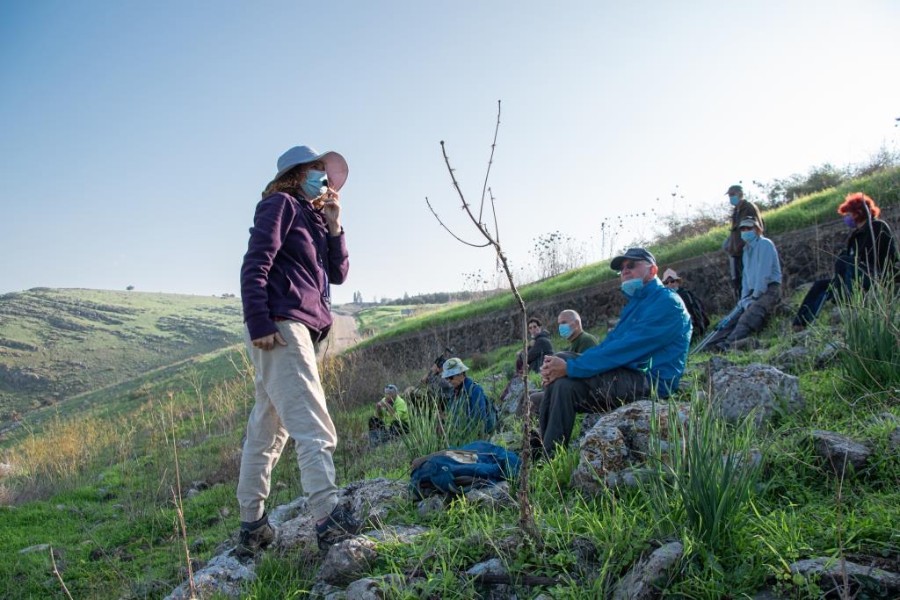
{"left": 426, "top": 100, "right": 541, "bottom": 544}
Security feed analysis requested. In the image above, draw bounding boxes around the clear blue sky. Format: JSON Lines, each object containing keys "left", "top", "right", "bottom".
{"left": 2, "top": 1, "right": 898, "bottom": 304}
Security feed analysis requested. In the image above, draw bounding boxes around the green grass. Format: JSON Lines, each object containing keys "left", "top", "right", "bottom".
{"left": 356, "top": 166, "right": 900, "bottom": 348}
{"left": 0, "top": 288, "right": 244, "bottom": 421}
{"left": 1, "top": 170, "right": 898, "bottom": 598}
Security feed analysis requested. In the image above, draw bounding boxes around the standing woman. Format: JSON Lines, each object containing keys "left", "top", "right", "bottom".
{"left": 793, "top": 192, "right": 899, "bottom": 329}
{"left": 236, "top": 145, "right": 360, "bottom": 557}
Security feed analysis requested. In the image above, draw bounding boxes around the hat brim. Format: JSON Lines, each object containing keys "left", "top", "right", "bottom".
{"left": 611, "top": 255, "right": 656, "bottom": 271}
{"left": 272, "top": 150, "right": 349, "bottom": 191}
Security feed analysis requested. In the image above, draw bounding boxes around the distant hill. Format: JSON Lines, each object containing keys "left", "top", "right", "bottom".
{"left": 0, "top": 288, "right": 243, "bottom": 422}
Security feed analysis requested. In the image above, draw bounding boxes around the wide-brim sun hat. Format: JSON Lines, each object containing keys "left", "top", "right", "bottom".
{"left": 272, "top": 145, "right": 349, "bottom": 191}
{"left": 441, "top": 357, "right": 469, "bottom": 379}
{"left": 662, "top": 268, "right": 681, "bottom": 282}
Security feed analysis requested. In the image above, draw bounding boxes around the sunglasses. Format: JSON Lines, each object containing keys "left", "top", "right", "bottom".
{"left": 663, "top": 278, "right": 678, "bottom": 285}
{"left": 619, "top": 260, "right": 645, "bottom": 271}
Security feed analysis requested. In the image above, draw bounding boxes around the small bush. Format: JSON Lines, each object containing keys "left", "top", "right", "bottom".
{"left": 837, "top": 276, "right": 900, "bottom": 393}
{"left": 644, "top": 395, "right": 762, "bottom": 557}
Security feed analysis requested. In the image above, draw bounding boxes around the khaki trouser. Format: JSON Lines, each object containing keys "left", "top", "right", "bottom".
{"left": 237, "top": 321, "right": 338, "bottom": 522}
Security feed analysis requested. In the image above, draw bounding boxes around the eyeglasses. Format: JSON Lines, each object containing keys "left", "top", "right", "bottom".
{"left": 663, "top": 278, "right": 678, "bottom": 285}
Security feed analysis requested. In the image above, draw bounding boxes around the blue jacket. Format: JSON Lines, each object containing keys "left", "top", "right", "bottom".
{"left": 565, "top": 278, "right": 691, "bottom": 397}
{"left": 741, "top": 235, "right": 781, "bottom": 300}
{"left": 241, "top": 192, "right": 349, "bottom": 341}
{"left": 447, "top": 377, "right": 495, "bottom": 434}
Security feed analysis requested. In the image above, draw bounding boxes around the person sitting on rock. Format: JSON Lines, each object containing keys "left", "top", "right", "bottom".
{"left": 538, "top": 248, "right": 691, "bottom": 457}
{"left": 442, "top": 357, "right": 496, "bottom": 441}
{"left": 662, "top": 269, "right": 710, "bottom": 342}
{"left": 704, "top": 217, "right": 782, "bottom": 351}
{"left": 557, "top": 309, "right": 599, "bottom": 354}
{"left": 516, "top": 318, "right": 554, "bottom": 374}
{"left": 368, "top": 384, "right": 409, "bottom": 445}
{"left": 792, "top": 192, "right": 899, "bottom": 330}
{"left": 416, "top": 349, "right": 455, "bottom": 410}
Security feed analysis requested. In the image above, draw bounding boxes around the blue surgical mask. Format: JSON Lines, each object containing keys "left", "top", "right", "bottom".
{"left": 729, "top": 195, "right": 741, "bottom": 207}
{"left": 621, "top": 278, "right": 644, "bottom": 297}
{"left": 301, "top": 169, "right": 328, "bottom": 200}
{"left": 558, "top": 324, "right": 572, "bottom": 339}
{"left": 842, "top": 215, "right": 857, "bottom": 228}
{"left": 740, "top": 231, "right": 758, "bottom": 243}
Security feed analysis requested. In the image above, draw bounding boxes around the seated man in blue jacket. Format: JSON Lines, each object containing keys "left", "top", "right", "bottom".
{"left": 538, "top": 248, "right": 692, "bottom": 456}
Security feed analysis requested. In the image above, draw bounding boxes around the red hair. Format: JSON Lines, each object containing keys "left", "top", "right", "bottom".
{"left": 837, "top": 192, "right": 880, "bottom": 221}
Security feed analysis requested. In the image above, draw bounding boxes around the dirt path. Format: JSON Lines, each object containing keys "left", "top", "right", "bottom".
{"left": 317, "top": 313, "right": 361, "bottom": 358}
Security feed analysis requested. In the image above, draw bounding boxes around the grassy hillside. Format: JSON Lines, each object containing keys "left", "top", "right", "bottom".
{"left": 0, "top": 288, "right": 243, "bottom": 422}
{"left": 356, "top": 166, "right": 900, "bottom": 347}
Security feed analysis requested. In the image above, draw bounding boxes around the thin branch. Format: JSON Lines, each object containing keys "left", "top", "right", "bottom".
{"left": 425, "top": 197, "right": 491, "bottom": 248}
{"left": 49, "top": 546, "right": 74, "bottom": 600}
{"left": 478, "top": 100, "right": 502, "bottom": 223}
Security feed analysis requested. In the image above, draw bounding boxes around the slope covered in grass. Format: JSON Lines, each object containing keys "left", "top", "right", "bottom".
{"left": 357, "top": 166, "right": 900, "bottom": 347}
{"left": 0, "top": 288, "right": 243, "bottom": 420}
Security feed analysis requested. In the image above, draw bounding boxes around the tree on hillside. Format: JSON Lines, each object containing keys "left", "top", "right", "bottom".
{"left": 426, "top": 100, "right": 540, "bottom": 545}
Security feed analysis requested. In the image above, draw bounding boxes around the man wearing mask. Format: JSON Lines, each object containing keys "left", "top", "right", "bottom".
{"left": 722, "top": 184, "right": 764, "bottom": 298}
{"left": 537, "top": 248, "right": 691, "bottom": 456}
{"left": 705, "top": 217, "right": 782, "bottom": 351}
{"left": 557, "top": 309, "right": 598, "bottom": 354}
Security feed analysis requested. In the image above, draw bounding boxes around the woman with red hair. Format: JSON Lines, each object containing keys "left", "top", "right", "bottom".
{"left": 793, "top": 192, "right": 899, "bottom": 329}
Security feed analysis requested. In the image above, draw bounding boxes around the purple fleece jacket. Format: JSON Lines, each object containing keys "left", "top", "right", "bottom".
{"left": 240, "top": 192, "right": 349, "bottom": 342}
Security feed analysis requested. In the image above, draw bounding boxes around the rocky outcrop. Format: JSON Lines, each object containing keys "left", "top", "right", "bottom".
{"left": 708, "top": 362, "right": 804, "bottom": 427}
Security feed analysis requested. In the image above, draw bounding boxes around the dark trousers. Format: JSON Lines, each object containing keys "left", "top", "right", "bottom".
{"left": 729, "top": 255, "right": 743, "bottom": 298}
{"left": 793, "top": 254, "right": 866, "bottom": 327}
{"left": 538, "top": 368, "right": 649, "bottom": 455}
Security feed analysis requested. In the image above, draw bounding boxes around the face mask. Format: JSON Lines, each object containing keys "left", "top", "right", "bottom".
{"left": 740, "top": 231, "right": 757, "bottom": 243}
{"left": 729, "top": 195, "right": 741, "bottom": 207}
{"left": 843, "top": 215, "right": 857, "bottom": 228}
{"left": 621, "top": 278, "right": 644, "bottom": 297}
{"left": 558, "top": 324, "right": 572, "bottom": 339}
{"left": 301, "top": 169, "right": 328, "bottom": 200}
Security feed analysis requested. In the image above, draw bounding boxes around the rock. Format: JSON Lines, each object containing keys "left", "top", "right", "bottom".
{"left": 773, "top": 346, "right": 810, "bottom": 372}
{"left": 814, "top": 341, "right": 842, "bottom": 369}
{"left": 317, "top": 537, "right": 378, "bottom": 586}
{"left": 164, "top": 554, "right": 256, "bottom": 600}
{"left": 309, "top": 581, "right": 346, "bottom": 600}
{"left": 612, "top": 541, "right": 684, "bottom": 600}
{"left": 366, "top": 525, "right": 429, "bottom": 544}
{"left": 466, "top": 557, "right": 508, "bottom": 578}
{"left": 343, "top": 574, "right": 406, "bottom": 599}
{"left": 465, "top": 481, "right": 517, "bottom": 509}
{"left": 710, "top": 363, "right": 803, "bottom": 427}
{"left": 417, "top": 496, "right": 446, "bottom": 518}
{"left": 810, "top": 430, "right": 871, "bottom": 473}
{"left": 789, "top": 557, "right": 900, "bottom": 595}
{"left": 571, "top": 401, "right": 690, "bottom": 496}
{"left": 890, "top": 427, "right": 900, "bottom": 453}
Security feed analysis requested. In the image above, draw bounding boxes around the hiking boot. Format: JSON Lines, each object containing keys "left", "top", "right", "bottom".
{"left": 316, "top": 505, "right": 362, "bottom": 551}
{"left": 234, "top": 514, "right": 275, "bottom": 559}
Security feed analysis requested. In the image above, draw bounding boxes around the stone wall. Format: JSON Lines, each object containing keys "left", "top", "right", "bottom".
{"left": 348, "top": 206, "right": 899, "bottom": 373}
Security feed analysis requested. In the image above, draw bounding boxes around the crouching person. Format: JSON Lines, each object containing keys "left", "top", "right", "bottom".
{"left": 368, "top": 384, "right": 409, "bottom": 445}
{"left": 705, "top": 217, "right": 782, "bottom": 351}
{"left": 442, "top": 357, "right": 497, "bottom": 442}
{"left": 538, "top": 248, "right": 691, "bottom": 457}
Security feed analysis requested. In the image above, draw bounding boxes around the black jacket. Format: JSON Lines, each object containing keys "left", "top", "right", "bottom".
{"left": 526, "top": 330, "right": 554, "bottom": 373}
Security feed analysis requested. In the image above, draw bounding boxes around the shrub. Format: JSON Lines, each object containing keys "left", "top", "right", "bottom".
{"left": 643, "top": 395, "right": 762, "bottom": 558}
{"left": 836, "top": 276, "right": 900, "bottom": 393}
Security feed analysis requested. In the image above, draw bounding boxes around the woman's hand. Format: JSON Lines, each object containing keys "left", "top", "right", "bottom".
{"left": 251, "top": 331, "right": 287, "bottom": 351}
{"left": 319, "top": 188, "right": 342, "bottom": 236}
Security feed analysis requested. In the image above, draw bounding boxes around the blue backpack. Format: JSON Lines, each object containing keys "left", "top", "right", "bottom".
{"left": 409, "top": 441, "right": 520, "bottom": 500}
